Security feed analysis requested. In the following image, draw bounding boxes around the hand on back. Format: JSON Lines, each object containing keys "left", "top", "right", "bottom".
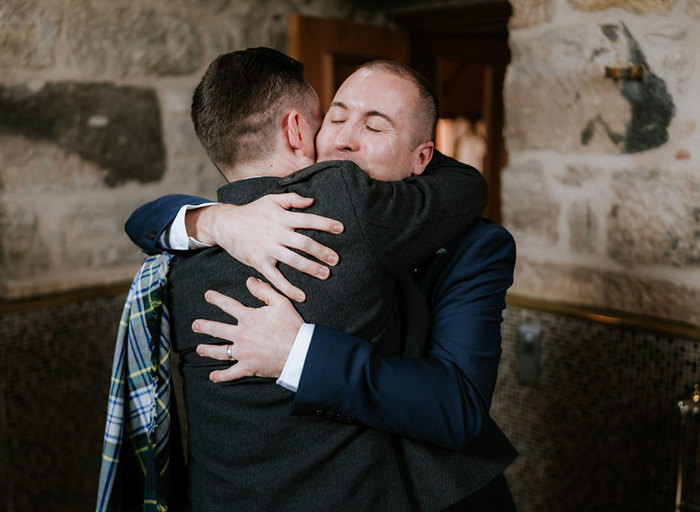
{"left": 187, "top": 193, "right": 343, "bottom": 302}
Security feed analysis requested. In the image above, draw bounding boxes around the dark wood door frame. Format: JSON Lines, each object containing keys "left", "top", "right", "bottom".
{"left": 287, "top": 13, "right": 409, "bottom": 110}
{"left": 390, "top": 2, "right": 512, "bottom": 222}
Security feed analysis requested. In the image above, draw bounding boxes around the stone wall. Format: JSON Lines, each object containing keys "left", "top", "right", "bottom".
{"left": 504, "top": 0, "right": 700, "bottom": 325}
{"left": 0, "top": 0, "right": 383, "bottom": 299}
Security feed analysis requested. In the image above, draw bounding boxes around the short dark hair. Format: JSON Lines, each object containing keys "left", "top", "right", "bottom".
{"left": 191, "top": 47, "right": 319, "bottom": 172}
{"left": 358, "top": 60, "right": 439, "bottom": 144}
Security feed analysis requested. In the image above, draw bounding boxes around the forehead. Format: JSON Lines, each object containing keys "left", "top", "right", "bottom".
{"left": 332, "top": 68, "right": 418, "bottom": 115}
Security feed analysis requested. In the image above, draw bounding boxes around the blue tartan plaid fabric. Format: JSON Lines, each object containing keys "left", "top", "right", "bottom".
{"left": 96, "top": 253, "right": 177, "bottom": 512}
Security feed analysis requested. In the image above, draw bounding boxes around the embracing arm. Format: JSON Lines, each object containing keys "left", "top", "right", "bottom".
{"left": 124, "top": 193, "right": 344, "bottom": 301}
{"left": 194, "top": 224, "right": 516, "bottom": 449}
{"left": 290, "top": 225, "right": 516, "bottom": 449}
{"left": 341, "top": 151, "right": 487, "bottom": 271}
{"left": 125, "top": 194, "right": 212, "bottom": 253}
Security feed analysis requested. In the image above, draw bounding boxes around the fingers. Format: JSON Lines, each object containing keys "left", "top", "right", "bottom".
{"left": 259, "top": 264, "right": 306, "bottom": 303}
{"left": 192, "top": 318, "right": 237, "bottom": 343}
{"left": 196, "top": 343, "right": 231, "bottom": 361}
{"left": 267, "top": 192, "right": 345, "bottom": 234}
{"left": 277, "top": 247, "right": 330, "bottom": 280}
{"left": 203, "top": 290, "right": 246, "bottom": 319}
{"left": 270, "top": 193, "right": 315, "bottom": 210}
{"left": 288, "top": 211, "right": 344, "bottom": 235}
{"left": 195, "top": 343, "right": 247, "bottom": 382}
{"left": 209, "top": 366, "right": 249, "bottom": 383}
{"left": 246, "top": 276, "right": 287, "bottom": 307}
{"left": 285, "top": 231, "right": 338, "bottom": 267}
{"left": 195, "top": 342, "right": 248, "bottom": 382}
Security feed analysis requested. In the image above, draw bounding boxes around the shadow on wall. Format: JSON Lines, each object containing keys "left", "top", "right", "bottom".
{"left": 0, "top": 82, "right": 166, "bottom": 187}
{"left": 580, "top": 22, "right": 675, "bottom": 153}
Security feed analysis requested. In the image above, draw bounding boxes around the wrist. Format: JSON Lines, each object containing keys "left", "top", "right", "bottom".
{"left": 185, "top": 205, "right": 218, "bottom": 246}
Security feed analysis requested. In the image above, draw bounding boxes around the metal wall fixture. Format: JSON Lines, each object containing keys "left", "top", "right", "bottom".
{"left": 604, "top": 63, "right": 645, "bottom": 80}
{"left": 676, "top": 384, "right": 700, "bottom": 512}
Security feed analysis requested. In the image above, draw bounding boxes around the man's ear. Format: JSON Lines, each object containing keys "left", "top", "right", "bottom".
{"left": 284, "top": 110, "right": 303, "bottom": 151}
{"left": 284, "top": 110, "right": 315, "bottom": 160}
{"left": 410, "top": 141, "right": 435, "bottom": 176}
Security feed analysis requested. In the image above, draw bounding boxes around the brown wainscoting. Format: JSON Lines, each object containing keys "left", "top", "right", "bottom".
{"left": 507, "top": 293, "right": 700, "bottom": 341}
{"left": 0, "top": 281, "right": 131, "bottom": 314}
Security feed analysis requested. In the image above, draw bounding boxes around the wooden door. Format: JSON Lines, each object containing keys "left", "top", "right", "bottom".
{"left": 394, "top": 3, "right": 511, "bottom": 222}
{"left": 416, "top": 40, "right": 510, "bottom": 222}
{"left": 286, "top": 13, "right": 409, "bottom": 110}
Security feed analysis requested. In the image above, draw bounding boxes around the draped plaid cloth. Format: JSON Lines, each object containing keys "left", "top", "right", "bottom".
{"left": 96, "top": 253, "right": 178, "bottom": 512}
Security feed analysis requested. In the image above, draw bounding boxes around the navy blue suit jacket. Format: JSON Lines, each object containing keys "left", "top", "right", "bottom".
{"left": 292, "top": 218, "right": 515, "bottom": 450}
{"left": 126, "top": 202, "right": 514, "bottom": 451}
{"left": 125, "top": 178, "right": 518, "bottom": 508}
{"left": 126, "top": 193, "right": 212, "bottom": 253}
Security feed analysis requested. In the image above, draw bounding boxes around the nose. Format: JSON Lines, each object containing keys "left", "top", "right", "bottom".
{"left": 334, "top": 123, "right": 360, "bottom": 152}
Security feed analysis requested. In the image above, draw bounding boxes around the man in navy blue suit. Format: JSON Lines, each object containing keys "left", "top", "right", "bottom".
{"left": 127, "top": 54, "right": 517, "bottom": 510}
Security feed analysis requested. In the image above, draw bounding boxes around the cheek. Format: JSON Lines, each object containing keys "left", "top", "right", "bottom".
{"left": 315, "top": 130, "right": 332, "bottom": 158}
{"left": 371, "top": 136, "right": 406, "bottom": 170}
{"left": 360, "top": 140, "right": 391, "bottom": 179}
{"left": 376, "top": 138, "right": 414, "bottom": 179}
{"left": 365, "top": 135, "right": 392, "bottom": 159}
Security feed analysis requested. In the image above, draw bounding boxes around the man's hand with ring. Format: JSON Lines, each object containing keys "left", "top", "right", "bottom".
{"left": 193, "top": 277, "right": 303, "bottom": 382}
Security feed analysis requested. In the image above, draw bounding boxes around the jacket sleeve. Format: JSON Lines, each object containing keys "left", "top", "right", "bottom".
{"left": 124, "top": 194, "right": 211, "bottom": 253}
{"left": 339, "top": 151, "right": 487, "bottom": 272}
{"left": 289, "top": 225, "right": 516, "bottom": 450}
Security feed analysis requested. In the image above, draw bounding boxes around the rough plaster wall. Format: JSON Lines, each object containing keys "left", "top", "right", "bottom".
{"left": 505, "top": 0, "right": 700, "bottom": 324}
{"left": 0, "top": 0, "right": 384, "bottom": 299}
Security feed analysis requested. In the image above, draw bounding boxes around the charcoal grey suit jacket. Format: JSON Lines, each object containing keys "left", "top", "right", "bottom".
{"left": 167, "top": 154, "right": 499, "bottom": 511}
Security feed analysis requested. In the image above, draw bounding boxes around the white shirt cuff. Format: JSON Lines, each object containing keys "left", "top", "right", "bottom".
{"left": 160, "top": 202, "right": 219, "bottom": 250}
{"left": 276, "top": 323, "right": 315, "bottom": 392}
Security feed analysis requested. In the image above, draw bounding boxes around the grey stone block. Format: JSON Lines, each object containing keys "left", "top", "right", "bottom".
{"left": 509, "top": 0, "right": 553, "bottom": 29}
{"left": 513, "top": 256, "right": 700, "bottom": 324}
{"left": 688, "top": 0, "right": 700, "bottom": 17}
{"left": 502, "top": 160, "right": 560, "bottom": 243}
{"left": 0, "top": 82, "right": 165, "bottom": 187}
{"left": 0, "top": 135, "right": 110, "bottom": 193}
{"left": 608, "top": 167, "right": 700, "bottom": 267}
{"left": 181, "top": 0, "right": 231, "bottom": 12}
{"left": 0, "top": 0, "right": 61, "bottom": 68}
{"left": 568, "top": 0, "right": 675, "bottom": 14}
{"left": 505, "top": 23, "right": 674, "bottom": 154}
{"left": 67, "top": 5, "right": 204, "bottom": 77}
{"left": 553, "top": 164, "right": 601, "bottom": 187}
{"left": 0, "top": 202, "right": 50, "bottom": 279}
{"left": 568, "top": 199, "right": 598, "bottom": 253}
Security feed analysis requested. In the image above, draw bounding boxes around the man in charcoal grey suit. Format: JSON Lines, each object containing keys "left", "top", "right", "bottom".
{"left": 148, "top": 48, "right": 506, "bottom": 510}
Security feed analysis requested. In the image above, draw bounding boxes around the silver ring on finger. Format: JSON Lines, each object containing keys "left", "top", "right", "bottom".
{"left": 226, "top": 343, "right": 234, "bottom": 360}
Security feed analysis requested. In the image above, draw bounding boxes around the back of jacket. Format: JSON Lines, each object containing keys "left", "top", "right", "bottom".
{"left": 169, "top": 156, "right": 486, "bottom": 511}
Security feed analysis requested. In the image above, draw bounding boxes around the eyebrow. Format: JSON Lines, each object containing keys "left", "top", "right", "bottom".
{"left": 328, "top": 102, "right": 396, "bottom": 127}
{"left": 366, "top": 110, "right": 395, "bottom": 127}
